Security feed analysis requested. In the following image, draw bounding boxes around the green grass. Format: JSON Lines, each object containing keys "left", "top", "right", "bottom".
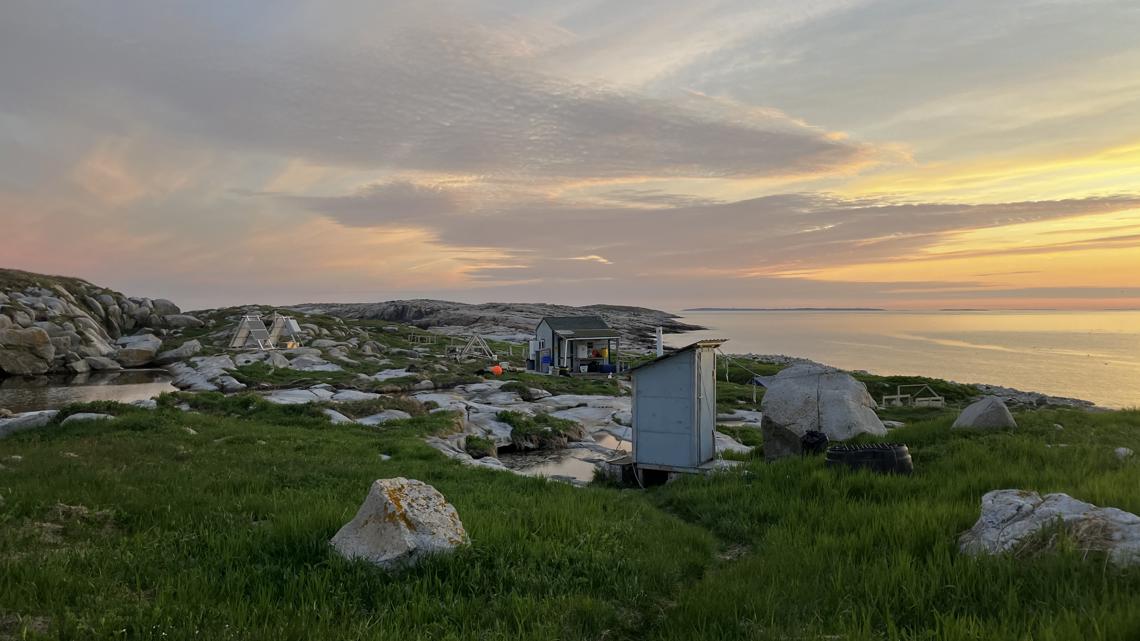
{"left": 496, "top": 411, "right": 584, "bottom": 449}
{"left": 320, "top": 396, "right": 427, "bottom": 419}
{"left": 0, "top": 405, "right": 712, "bottom": 640}
{"left": 499, "top": 372, "right": 625, "bottom": 397}
{"left": 1, "top": 401, "right": 1138, "bottom": 640}
{"left": 464, "top": 435, "right": 497, "bottom": 459}
{"left": 650, "top": 409, "right": 1140, "bottom": 640}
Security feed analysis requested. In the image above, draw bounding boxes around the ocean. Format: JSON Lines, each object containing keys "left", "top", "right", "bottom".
{"left": 669, "top": 310, "right": 1140, "bottom": 408}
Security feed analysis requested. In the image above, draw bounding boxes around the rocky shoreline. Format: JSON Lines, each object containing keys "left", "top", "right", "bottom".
{"left": 289, "top": 299, "right": 703, "bottom": 350}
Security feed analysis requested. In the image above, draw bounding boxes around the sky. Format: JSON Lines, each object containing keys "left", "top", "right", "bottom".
{"left": 2, "top": 0, "right": 1139, "bottom": 311}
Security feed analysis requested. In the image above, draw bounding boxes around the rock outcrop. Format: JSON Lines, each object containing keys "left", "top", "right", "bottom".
{"left": 0, "top": 269, "right": 202, "bottom": 376}
{"left": 952, "top": 396, "right": 1017, "bottom": 430}
{"left": 114, "top": 334, "right": 163, "bottom": 368}
{"left": 759, "top": 364, "right": 886, "bottom": 460}
{"left": 0, "top": 327, "right": 55, "bottom": 375}
{"left": 0, "top": 410, "right": 59, "bottom": 438}
{"left": 960, "top": 489, "right": 1140, "bottom": 567}
{"left": 330, "top": 478, "right": 468, "bottom": 569}
{"left": 290, "top": 299, "right": 703, "bottom": 350}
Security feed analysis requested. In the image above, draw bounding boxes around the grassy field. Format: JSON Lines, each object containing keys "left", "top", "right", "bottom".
{"left": 1, "top": 398, "right": 1138, "bottom": 640}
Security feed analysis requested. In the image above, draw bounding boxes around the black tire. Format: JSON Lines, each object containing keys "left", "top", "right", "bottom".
{"left": 800, "top": 430, "right": 829, "bottom": 455}
{"left": 825, "top": 443, "right": 913, "bottom": 474}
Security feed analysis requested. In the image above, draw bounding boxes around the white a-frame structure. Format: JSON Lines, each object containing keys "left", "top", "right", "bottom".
{"left": 229, "top": 314, "right": 275, "bottom": 350}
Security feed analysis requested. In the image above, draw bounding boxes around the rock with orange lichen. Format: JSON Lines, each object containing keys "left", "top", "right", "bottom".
{"left": 330, "top": 478, "right": 468, "bottom": 570}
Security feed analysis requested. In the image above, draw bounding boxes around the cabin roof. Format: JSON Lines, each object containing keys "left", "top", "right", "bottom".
{"left": 539, "top": 315, "right": 611, "bottom": 331}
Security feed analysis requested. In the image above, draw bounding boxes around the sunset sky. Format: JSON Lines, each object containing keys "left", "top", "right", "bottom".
{"left": 2, "top": 1, "right": 1139, "bottom": 311}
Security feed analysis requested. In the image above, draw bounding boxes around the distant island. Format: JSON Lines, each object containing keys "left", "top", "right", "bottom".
{"left": 683, "top": 307, "right": 887, "bottom": 312}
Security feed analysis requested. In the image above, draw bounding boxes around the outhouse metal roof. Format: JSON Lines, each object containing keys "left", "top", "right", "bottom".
{"left": 629, "top": 339, "right": 728, "bottom": 373}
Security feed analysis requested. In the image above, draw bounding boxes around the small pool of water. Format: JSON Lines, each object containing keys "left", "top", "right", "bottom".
{"left": 498, "top": 432, "right": 630, "bottom": 483}
{"left": 0, "top": 370, "right": 176, "bottom": 413}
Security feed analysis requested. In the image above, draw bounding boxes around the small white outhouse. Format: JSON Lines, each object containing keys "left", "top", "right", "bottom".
{"left": 629, "top": 339, "right": 726, "bottom": 474}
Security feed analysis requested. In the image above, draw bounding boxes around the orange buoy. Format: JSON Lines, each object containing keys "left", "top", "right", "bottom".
{"left": 489, "top": 365, "right": 504, "bottom": 376}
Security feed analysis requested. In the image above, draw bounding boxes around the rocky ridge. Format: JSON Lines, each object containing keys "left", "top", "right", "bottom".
{"left": 289, "top": 299, "right": 702, "bottom": 351}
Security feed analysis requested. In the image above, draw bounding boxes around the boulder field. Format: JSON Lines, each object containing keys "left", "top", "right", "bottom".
{"left": 0, "top": 269, "right": 203, "bottom": 376}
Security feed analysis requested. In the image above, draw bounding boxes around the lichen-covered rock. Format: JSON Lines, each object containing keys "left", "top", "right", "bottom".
{"left": 960, "top": 489, "right": 1140, "bottom": 567}
{"left": 953, "top": 396, "right": 1017, "bottom": 430}
{"left": 759, "top": 364, "right": 885, "bottom": 460}
{"left": 330, "top": 478, "right": 468, "bottom": 569}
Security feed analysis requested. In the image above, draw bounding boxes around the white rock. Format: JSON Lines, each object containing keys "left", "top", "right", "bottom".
{"left": 960, "top": 489, "right": 1140, "bottom": 567}
{"left": 162, "top": 314, "right": 204, "bottom": 328}
{"left": 715, "top": 431, "right": 752, "bottom": 455}
{"left": 358, "top": 410, "right": 413, "bottom": 426}
{"left": 62, "top": 412, "right": 116, "bottom": 424}
{"left": 113, "top": 333, "right": 162, "bottom": 367}
{"left": 550, "top": 405, "right": 624, "bottom": 430}
{"left": 288, "top": 355, "right": 342, "bottom": 372}
{"left": 216, "top": 376, "right": 247, "bottom": 393}
{"left": 330, "top": 478, "right": 468, "bottom": 569}
{"left": 191, "top": 356, "right": 237, "bottom": 382}
{"left": 0, "top": 410, "right": 59, "bottom": 438}
{"left": 156, "top": 339, "right": 204, "bottom": 365}
{"left": 233, "top": 351, "right": 269, "bottom": 367}
{"left": 323, "top": 409, "right": 355, "bottom": 425}
{"left": 883, "top": 420, "right": 905, "bottom": 429}
{"left": 85, "top": 356, "right": 123, "bottom": 371}
{"left": 411, "top": 380, "right": 435, "bottom": 391}
{"left": 266, "top": 352, "right": 291, "bottom": 368}
{"left": 759, "top": 364, "right": 885, "bottom": 460}
{"left": 1116, "top": 447, "right": 1134, "bottom": 461}
{"left": 165, "top": 362, "right": 218, "bottom": 392}
{"left": 131, "top": 399, "right": 158, "bottom": 410}
{"left": 332, "top": 390, "right": 381, "bottom": 402}
{"left": 264, "top": 389, "right": 322, "bottom": 405}
{"left": 307, "top": 386, "right": 336, "bottom": 401}
{"left": 953, "top": 396, "right": 1017, "bottom": 430}
{"left": 371, "top": 368, "right": 412, "bottom": 382}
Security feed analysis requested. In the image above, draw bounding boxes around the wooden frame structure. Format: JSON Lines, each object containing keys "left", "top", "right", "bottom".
{"left": 882, "top": 384, "right": 946, "bottom": 408}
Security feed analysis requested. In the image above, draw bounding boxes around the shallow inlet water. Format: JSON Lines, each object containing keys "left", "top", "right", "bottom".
{"left": 0, "top": 370, "right": 176, "bottom": 413}
{"left": 672, "top": 310, "right": 1140, "bottom": 408}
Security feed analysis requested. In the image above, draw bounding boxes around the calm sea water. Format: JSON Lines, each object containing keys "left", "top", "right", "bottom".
{"left": 670, "top": 311, "right": 1140, "bottom": 408}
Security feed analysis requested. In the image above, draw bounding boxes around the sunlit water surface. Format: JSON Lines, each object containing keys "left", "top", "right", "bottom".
{"left": 671, "top": 310, "right": 1140, "bottom": 408}
{"left": 0, "top": 370, "right": 176, "bottom": 413}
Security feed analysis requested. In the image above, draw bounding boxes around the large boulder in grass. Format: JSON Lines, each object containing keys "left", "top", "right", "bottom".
{"left": 330, "top": 478, "right": 468, "bottom": 570}
{"left": 953, "top": 396, "right": 1017, "bottom": 430}
{"left": 0, "top": 410, "right": 59, "bottom": 438}
{"left": 960, "top": 490, "right": 1140, "bottom": 567}
{"left": 759, "top": 364, "right": 885, "bottom": 460}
